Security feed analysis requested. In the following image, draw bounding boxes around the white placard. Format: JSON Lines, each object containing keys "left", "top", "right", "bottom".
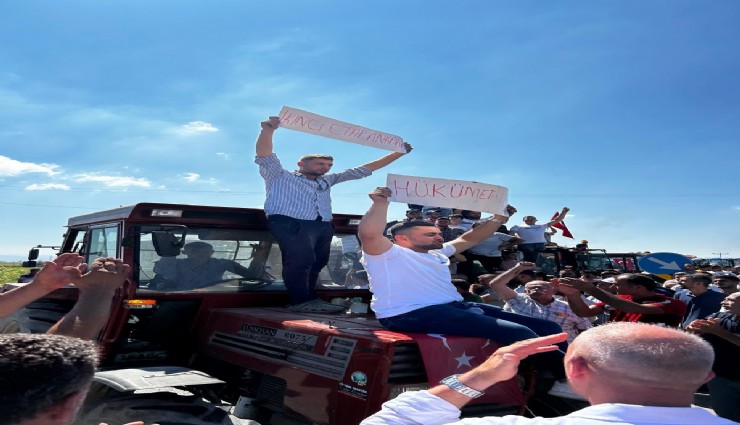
{"left": 386, "top": 174, "right": 509, "bottom": 214}
{"left": 278, "top": 106, "right": 406, "bottom": 152}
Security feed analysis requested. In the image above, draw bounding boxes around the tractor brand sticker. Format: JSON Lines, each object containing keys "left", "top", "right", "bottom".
{"left": 237, "top": 324, "right": 318, "bottom": 352}
{"left": 350, "top": 371, "right": 368, "bottom": 386}
{"left": 338, "top": 382, "right": 368, "bottom": 399}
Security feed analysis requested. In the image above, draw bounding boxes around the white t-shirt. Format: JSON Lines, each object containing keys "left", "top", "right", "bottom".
{"left": 361, "top": 243, "right": 461, "bottom": 319}
{"left": 510, "top": 224, "right": 549, "bottom": 244}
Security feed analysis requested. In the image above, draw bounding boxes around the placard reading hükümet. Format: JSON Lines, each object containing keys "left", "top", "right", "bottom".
{"left": 386, "top": 174, "right": 509, "bottom": 214}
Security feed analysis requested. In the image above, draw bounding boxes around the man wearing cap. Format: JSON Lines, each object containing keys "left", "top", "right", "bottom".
{"left": 509, "top": 208, "right": 569, "bottom": 263}
{"left": 256, "top": 116, "right": 412, "bottom": 313}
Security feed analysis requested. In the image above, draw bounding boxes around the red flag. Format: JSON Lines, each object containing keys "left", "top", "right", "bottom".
{"left": 550, "top": 212, "right": 574, "bottom": 238}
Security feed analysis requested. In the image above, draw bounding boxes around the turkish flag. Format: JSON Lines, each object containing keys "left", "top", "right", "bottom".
{"left": 550, "top": 212, "right": 574, "bottom": 238}
{"left": 407, "top": 333, "right": 526, "bottom": 406}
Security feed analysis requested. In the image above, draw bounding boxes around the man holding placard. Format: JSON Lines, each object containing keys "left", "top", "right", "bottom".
{"left": 358, "top": 187, "right": 571, "bottom": 393}
{"left": 256, "top": 116, "right": 412, "bottom": 313}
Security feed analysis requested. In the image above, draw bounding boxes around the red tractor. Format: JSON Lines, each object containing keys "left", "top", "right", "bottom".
{"left": 1, "top": 203, "right": 582, "bottom": 424}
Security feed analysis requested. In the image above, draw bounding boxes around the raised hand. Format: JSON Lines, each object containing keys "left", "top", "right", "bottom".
{"left": 260, "top": 116, "right": 280, "bottom": 131}
{"left": 368, "top": 187, "right": 392, "bottom": 203}
{"left": 31, "top": 253, "right": 86, "bottom": 292}
{"left": 72, "top": 257, "right": 131, "bottom": 293}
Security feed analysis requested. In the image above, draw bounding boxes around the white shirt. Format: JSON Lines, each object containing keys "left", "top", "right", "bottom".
{"left": 504, "top": 294, "right": 592, "bottom": 343}
{"left": 468, "top": 232, "right": 514, "bottom": 257}
{"left": 361, "top": 390, "right": 736, "bottom": 424}
{"left": 510, "top": 224, "right": 550, "bottom": 244}
{"left": 361, "top": 243, "right": 461, "bottom": 318}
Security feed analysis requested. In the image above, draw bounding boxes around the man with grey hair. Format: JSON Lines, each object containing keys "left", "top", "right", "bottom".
{"left": 0, "top": 333, "right": 142, "bottom": 425}
{"left": 483, "top": 262, "right": 591, "bottom": 343}
{"left": 362, "top": 323, "right": 734, "bottom": 424}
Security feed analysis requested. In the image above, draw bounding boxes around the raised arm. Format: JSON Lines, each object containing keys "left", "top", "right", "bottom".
{"left": 544, "top": 207, "right": 570, "bottom": 226}
{"left": 561, "top": 278, "right": 669, "bottom": 315}
{"left": 358, "top": 187, "right": 395, "bottom": 255}
{"left": 480, "top": 262, "right": 535, "bottom": 302}
{"left": 0, "top": 253, "right": 84, "bottom": 318}
{"left": 255, "top": 116, "right": 280, "bottom": 157}
{"left": 449, "top": 211, "right": 510, "bottom": 253}
{"left": 557, "top": 279, "right": 604, "bottom": 317}
{"left": 359, "top": 143, "right": 413, "bottom": 172}
{"left": 361, "top": 333, "right": 568, "bottom": 424}
{"left": 48, "top": 257, "right": 130, "bottom": 340}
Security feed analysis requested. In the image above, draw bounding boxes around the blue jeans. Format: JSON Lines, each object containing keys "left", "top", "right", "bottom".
{"left": 267, "top": 215, "right": 334, "bottom": 305}
{"left": 379, "top": 301, "right": 566, "bottom": 378}
{"left": 518, "top": 243, "right": 546, "bottom": 263}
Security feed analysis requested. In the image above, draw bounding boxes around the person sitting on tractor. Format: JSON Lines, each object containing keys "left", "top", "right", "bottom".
{"left": 151, "top": 241, "right": 252, "bottom": 291}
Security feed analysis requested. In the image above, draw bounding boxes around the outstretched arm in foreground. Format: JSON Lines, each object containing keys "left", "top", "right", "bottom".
{"left": 48, "top": 257, "right": 131, "bottom": 340}
{"left": 0, "top": 253, "right": 84, "bottom": 318}
{"left": 358, "top": 187, "right": 395, "bottom": 256}
{"left": 359, "top": 143, "right": 413, "bottom": 172}
{"left": 560, "top": 278, "right": 667, "bottom": 315}
{"left": 361, "top": 333, "right": 568, "bottom": 425}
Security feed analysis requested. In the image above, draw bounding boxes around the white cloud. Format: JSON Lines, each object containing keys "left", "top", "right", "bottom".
{"left": 73, "top": 173, "right": 151, "bottom": 188}
{"left": 175, "top": 121, "right": 219, "bottom": 135}
{"left": 25, "top": 183, "right": 71, "bottom": 191}
{"left": 0, "top": 155, "right": 61, "bottom": 177}
{"left": 216, "top": 152, "right": 230, "bottom": 160}
{"left": 732, "top": 205, "right": 740, "bottom": 211}
{"left": 183, "top": 172, "right": 200, "bottom": 182}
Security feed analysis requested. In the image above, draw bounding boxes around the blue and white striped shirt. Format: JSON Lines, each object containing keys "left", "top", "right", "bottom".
{"left": 256, "top": 154, "right": 372, "bottom": 221}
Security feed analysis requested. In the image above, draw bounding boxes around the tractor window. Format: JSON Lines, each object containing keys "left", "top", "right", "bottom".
{"left": 87, "top": 226, "right": 119, "bottom": 263}
{"left": 136, "top": 227, "right": 366, "bottom": 293}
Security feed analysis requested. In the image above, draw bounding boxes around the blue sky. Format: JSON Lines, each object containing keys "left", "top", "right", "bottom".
{"left": 1, "top": 1, "right": 738, "bottom": 261}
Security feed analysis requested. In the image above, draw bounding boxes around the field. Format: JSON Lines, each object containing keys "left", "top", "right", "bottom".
{"left": 0, "top": 263, "right": 30, "bottom": 284}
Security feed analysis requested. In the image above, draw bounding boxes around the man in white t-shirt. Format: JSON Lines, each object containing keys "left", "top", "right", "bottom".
{"left": 358, "top": 187, "right": 567, "bottom": 376}
{"left": 509, "top": 208, "right": 569, "bottom": 263}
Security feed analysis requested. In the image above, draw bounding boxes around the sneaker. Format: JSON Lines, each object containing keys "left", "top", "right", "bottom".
{"left": 547, "top": 380, "right": 587, "bottom": 401}
{"left": 287, "top": 299, "right": 346, "bottom": 314}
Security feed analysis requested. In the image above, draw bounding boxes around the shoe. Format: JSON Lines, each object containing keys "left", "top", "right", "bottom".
{"left": 547, "top": 380, "right": 587, "bottom": 401}
{"left": 287, "top": 299, "right": 347, "bottom": 314}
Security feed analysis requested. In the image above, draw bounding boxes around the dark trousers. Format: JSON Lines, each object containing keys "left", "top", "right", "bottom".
{"left": 267, "top": 215, "right": 334, "bottom": 305}
{"left": 379, "top": 301, "right": 566, "bottom": 379}
{"left": 519, "top": 242, "right": 546, "bottom": 263}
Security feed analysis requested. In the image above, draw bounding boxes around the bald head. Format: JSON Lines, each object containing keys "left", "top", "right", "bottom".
{"left": 569, "top": 323, "right": 714, "bottom": 392}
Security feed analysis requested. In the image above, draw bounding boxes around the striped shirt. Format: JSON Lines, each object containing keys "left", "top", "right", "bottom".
{"left": 504, "top": 294, "right": 592, "bottom": 343}
{"left": 256, "top": 154, "right": 372, "bottom": 221}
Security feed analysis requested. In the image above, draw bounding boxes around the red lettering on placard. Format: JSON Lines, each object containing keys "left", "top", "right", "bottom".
{"left": 328, "top": 123, "right": 344, "bottom": 135}
{"left": 450, "top": 184, "right": 464, "bottom": 198}
{"left": 391, "top": 179, "right": 410, "bottom": 197}
{"left": 463, "top": 186, "right": 481, "bottom": 199}
{"left": 307, "top": 119, "right": 325, "bottom": 131}
{"left": 432, "top": 184, "right": 446, "bottom": 198}
{"left": 413, "top": 181, "right": 430, "bottom": 197}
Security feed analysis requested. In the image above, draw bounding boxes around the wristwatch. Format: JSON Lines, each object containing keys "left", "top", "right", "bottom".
{"left": 439, "top": 374, "right": 485, "bottom": 398}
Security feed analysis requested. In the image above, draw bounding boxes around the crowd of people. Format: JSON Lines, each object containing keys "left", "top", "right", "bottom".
{"left": 1, "top": 116, "right": 735, "bottom": 425}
